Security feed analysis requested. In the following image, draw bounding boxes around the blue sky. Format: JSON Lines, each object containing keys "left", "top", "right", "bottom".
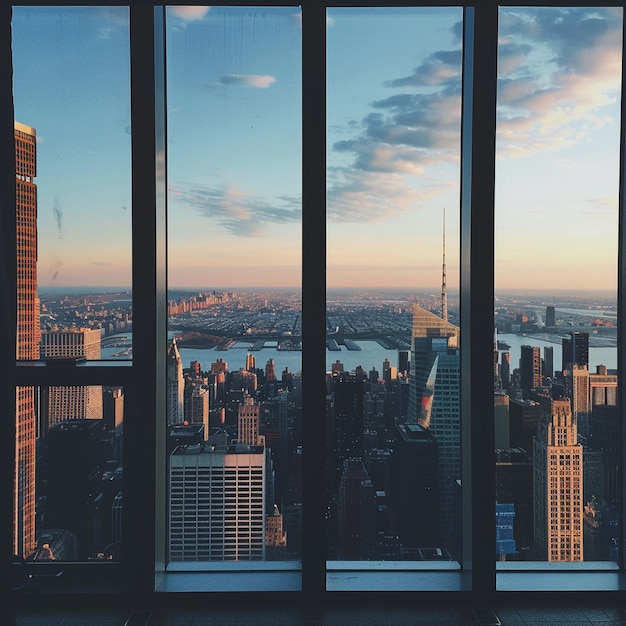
{"left": 11, "top": 6, "right": 623, "bottom": 292}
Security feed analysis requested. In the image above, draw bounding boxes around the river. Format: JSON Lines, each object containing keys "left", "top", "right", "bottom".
{"left": 101, "top": 333, "right": 617, "bottom": 375}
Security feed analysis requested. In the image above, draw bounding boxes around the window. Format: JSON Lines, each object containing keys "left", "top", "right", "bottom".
{"left": 3, "top": 0, "right": 626, "bottom": 601}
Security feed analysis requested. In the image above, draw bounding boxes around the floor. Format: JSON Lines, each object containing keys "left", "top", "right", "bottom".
{"left": 11, "top": 601, "right": 626, "bottom": 625}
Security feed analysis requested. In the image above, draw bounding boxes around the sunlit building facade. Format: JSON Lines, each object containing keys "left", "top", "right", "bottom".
{"left": 14, "top": 121, "right": 39, "bottom": 559}
{"left": 533, "top": 397, "right": 583, "bottom": 561}
{"left": 169, "top": 437, "right": 266, "bottom": 561}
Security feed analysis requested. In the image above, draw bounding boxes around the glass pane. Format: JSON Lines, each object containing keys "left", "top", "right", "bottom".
{"left": 15, "top": 385, "right": 125, "bottom": 562}
{"left": 326, "top": 7, "right": 463, "bottom": 564}
{"left": 494, "top": 7, "right": 622, "bottom": 568}
{"left": 11, "top": 6, "right": 130, "bottom": 563}
{"left": 165, "top": 6, "right": 302, "bottom": 566}
{"left": 12, "top": 7, "right": 132, "bottom": 363}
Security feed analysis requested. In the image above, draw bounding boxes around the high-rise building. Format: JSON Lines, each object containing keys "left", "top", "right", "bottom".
{"left": 238, "top": 393, "right": 262, "bottom": 446}
{"left": 168, "top": 437, "right": 266, "bottom": 561}
{"left": 40, "top": 328, "right": 103, "bottom": 430}
{"left": 407, "top": 304, "right": 460, "bottom": 549}
{"left": 520, "top": 345, "right": 542, "bottom": 394}
{"left": 265, "top": 357, "right": 276, "bottom": 382}
{"left": 500, "top": 351, "right": 511, "bottom": 390}
{"left": 543, "top": 346, "right": 554, "bottom": 382}
{"left": 562, "top": 331, "right": 589, "bottom": 371}
{"left": 494, "top": 391, "right": 510, "bottom": 450}
{"left": 14, "top": 121, "right": 39, "bottom": 559}
{"left": 389, "top": 423, "right": 440, "bottom": 549}
{"left": 184, "top": 384, "right": 209, "bottom": 440}
{"left": 336, "top": 458, "right": 377, "bottom": 560}
{"left": 533, "top": 397, "right": 583, "bottom": 561}
{"left": 167, "top": 337, "right": 184, "bottom": 425}
{"left": 545, "top": 306, "right": 556, "bottom": 328}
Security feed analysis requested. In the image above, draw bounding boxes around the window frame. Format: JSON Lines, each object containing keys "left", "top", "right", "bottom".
{"left": 2, "top": 0, "right": 626, "bottom": 606}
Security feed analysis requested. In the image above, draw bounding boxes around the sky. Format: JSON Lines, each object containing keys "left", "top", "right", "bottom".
{"left": 10, "top": 5, "right": 623, "bottom": 292}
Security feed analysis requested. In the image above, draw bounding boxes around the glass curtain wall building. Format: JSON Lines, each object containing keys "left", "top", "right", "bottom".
{"left": 2, "top": 0, "right": 626, "bottom": 606}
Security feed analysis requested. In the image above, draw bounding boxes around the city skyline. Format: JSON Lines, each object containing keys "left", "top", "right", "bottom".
{"left": 11, "top": 6, "right": 623, "bottom": 291}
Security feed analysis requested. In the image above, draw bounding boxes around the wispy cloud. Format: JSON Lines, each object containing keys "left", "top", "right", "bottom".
{"left": 170, "top": 182, "right": 300, "bottom": 237}
{"left": 329, "top": 30, "right": 462, "bottom": 223}
{"left": 497, "top": 7, "right": 622, "bottom": 158}
{"left": 220, "top": 74, "right": 277, "bottom": 88}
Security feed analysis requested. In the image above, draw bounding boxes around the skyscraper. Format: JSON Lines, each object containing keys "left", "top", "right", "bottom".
{"left": 533, "top": 397, "right": 583, "bottom": 561}
{"left": 520, "top": 345, "right": 542, "bottom": 394}
{"left": 562, "top": 331, "right": 589, "bottom": 372}
{"left": 238, "top": 393, "right": 262, "bottom": 446}
{"left": 167, "top": 337, "right": 184, "bottom": 425}
{"left": 14, "top": 121, "right": 39, "bottom": 559}
{"left": 40, "top": 328, "right": 103, "bottom": 430}
{"left": 407, "top": 304, "right": 460, "bottom": 549}
{"left": 168, "top": 436, "right": 266, "bottom": 561}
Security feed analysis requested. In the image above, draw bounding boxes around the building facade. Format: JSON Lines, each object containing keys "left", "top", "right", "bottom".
{"left": 14, "top": 121, "right": 39, "bottom": 559}
{"left": 169, "top": 437, "right": 266, "bottom": 561}
{"left": 533, "top": 397, "right": 583, "bottom": 561}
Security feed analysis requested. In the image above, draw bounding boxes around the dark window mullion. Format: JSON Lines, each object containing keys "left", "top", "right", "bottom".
{"left": 128, "top": 3, "right": 164, "bottom": 597}
{"left": 460, "top": 3, "right": 498, "bottom": 593}
{"left": 301, "top": 0, "right": 327, "bottom": 599}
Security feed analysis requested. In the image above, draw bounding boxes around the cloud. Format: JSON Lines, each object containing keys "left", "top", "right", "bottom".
{"left": 169, "top": 6, "right": 210, "bottom": 22}
{"left": 327, "top": 168, "right": 456, "bottom": 223}
{"left": 497, "top": 7, "right": 621, "bottom": 158}
{"left": 170, "top": 182, "right": 300, "bottom": 237}
{"left": 220, "top": 74, "right": 277, "bottom": 88}
{"left": 384, "top": 50, "right": 462, "bottom": 88}
{"left": 329, "top": 40, "right": 462, "bottom": 222}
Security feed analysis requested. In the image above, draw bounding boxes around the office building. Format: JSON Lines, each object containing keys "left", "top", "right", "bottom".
{"left": 543, "top": 346, "right": 554, "bottom": 382}
{"left": 545, "top": 306, "right": 556, "bottom": 328}
{"left": 184, "top": 384, "right": 209, "bottom": 440}
{"left": 169, "top": 437, "right": 266, "bottom": 561}
{"left": 562, "top": 331, "right": 589, "bottom": 371}
{"left": 238, "top": 393, "right": 262, "bottom": 446}
{"left": 407, "top": 304, "right": 460, "bottom": 550}
{"left": 389, "top": 423, "right": 440, "bottom": 549}
{"left": 40, "top": 328, "right": 103, "bottom": 430}
{"left": 14, "top": 121, "right": 39, "bottom": 559}
{"left": 533, "top": 397, "right": 583, "bottom": 561}
{"left": 494, "top": 391, "right": 510, "bottom": 450}
{"left": 520, "top": 345, "right": 542, "bottom": 394}
{"left": 167, "top": 337, "right": 184, "bottom": 425}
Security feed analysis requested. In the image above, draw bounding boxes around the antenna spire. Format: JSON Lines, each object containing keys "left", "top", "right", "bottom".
{"left": 441, "top": 208, "right": 448, "bottom": 323}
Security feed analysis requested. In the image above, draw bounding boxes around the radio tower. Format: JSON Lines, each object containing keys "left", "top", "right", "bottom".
{"left": 441, "top": 207, "right": 448, "bottom": 322}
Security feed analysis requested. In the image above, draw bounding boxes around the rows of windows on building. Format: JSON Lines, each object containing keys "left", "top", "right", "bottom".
{"left": 13, "top": 119, "right": 620, "bottom": 568}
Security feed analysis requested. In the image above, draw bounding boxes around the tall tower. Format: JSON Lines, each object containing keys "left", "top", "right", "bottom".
{"left": 533, "top": 397, "right": 583, "bottom": 561}
{"left": 167, "top": 337, "right": 185, "bottom": 424}
{"left": 14, "top": 121, "right": 39, "bottom": 558}
{"left": 407, "top": 304, "right": 460, "bottom": 550}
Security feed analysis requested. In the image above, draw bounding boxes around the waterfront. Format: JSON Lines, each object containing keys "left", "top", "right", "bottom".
{"left": 497, "top": 333, "right": 617, "bottom": 372}
{"left": 101, "top": 332, "right": 617, "bottom": 375}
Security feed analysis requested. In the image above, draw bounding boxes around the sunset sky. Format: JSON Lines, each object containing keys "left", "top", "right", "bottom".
{"left": 11, "top": 6, "right": 623, "bottom": 292}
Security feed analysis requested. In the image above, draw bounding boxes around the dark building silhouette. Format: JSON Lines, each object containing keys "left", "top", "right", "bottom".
{"left": 562, "top": 331, "right": 589, "bottom": 371}
{"left": 389, "top": 423, "right": 439, "bottom": 549}
{"left": 495, "top": 447, "right": 533, "bottom": 552}
{"left": 520, "top": 345, "right": 542, "bottom": 394}
{"left": 45, "top": 420, "right": 108, "bottom": 559}
{"left": 509, "top": 398, "right": 541, "bottom": 459}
